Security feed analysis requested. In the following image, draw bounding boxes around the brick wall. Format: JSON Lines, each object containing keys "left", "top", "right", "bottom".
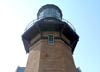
{"left": 25, "top": 32, "right": 76, "bottom": 72}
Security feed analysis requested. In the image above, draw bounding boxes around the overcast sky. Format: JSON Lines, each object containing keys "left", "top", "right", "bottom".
{"left": 0, "top": 0, "right": 100, "bottom": 72}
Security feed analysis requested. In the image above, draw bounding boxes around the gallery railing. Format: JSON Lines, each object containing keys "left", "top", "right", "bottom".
{"left": 24, "top": 18, "right": 76, "bottom": 32}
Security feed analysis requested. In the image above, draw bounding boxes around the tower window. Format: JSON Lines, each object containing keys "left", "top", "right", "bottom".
{"left": 48, "top": 34, "right": 54, "bottom": 45}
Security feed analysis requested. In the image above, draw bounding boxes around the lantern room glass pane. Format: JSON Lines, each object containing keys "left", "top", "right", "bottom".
{"left": 38, "top": 8, "right": 61, "bottom": 20}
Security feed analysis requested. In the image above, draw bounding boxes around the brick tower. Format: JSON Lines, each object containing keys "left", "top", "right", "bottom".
{"left": 22, "top": 4, "right": 79, "bottom": 72}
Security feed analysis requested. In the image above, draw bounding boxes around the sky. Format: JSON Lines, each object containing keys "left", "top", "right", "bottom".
{"left": 0, "top": 0, "right": 100, "bottom": 72}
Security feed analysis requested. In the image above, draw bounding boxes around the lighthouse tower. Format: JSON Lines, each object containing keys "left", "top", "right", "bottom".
{"left": 22, "top": 4, "right": 79, "bottom": 72}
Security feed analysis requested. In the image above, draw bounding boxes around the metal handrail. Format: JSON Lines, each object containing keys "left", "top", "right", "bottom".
{"left": 24, "top": 19, "right": 38, "bottom": 31}
{"left": 24, "top": 18, "right": 76, "bottom": 32}
{"left": 62, "top": 18, "right": 76, "bottom": 32}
